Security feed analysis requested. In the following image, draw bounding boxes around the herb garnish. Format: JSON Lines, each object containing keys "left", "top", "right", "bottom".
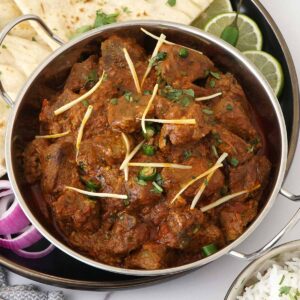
{"left": 151, "top": 181, "right": 164, "bottom": 193}
{"left": 209, "top": 79, "right": 216, "bottom": 88}
{"left": 161, "top": 85, "right": 195, "bottom": 106}
{"left": 230, "top": 157, "right": 239, "bottom": 167}
{"left": 226, "top": 104, "right": 233, "bottom": 111}
{"left": 279, "top": 286, "right": 292, "bottom": 296}
{"left": 166, "top": 0, "right": 176, "bottom": 7}
{"left": 135, "top": 177, "right": 147, "bottom": 186}
{"left": 82, "top": 99, "right": 89, "bottom": 107}
{"left": 210, "top": 71, "right": 221, "bottom": 79}
{"left": 202, "top": 108, "right": 214, "bottom": 115}
{"left": 85, "top": 180, "right": 101, "bottom": 192}
{"left": 110, "top": 98, "right": 118, "bottom": 105}
{"left": 143, "top": 90, "right": 152, "bottom": 95}
{"left": 183, "top": 150, "right": 192, "bottom": 160}
{"left": 179, "top": 48, "right": 189, "bottom": 58}
{"left": 149, "top": 51, "right": 167, "bottom": 67}
{"left": 124, "top": 91, "right": 133, "bottom": 102}
{"left": 85, "top": 69, "right": 98, "bottom": 86}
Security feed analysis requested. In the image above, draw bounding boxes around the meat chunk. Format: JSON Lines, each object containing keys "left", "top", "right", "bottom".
{"left": 229, "top": 155, "right": 271, "bottom": 201}
{"left": 159, "top": 102, "right": 211, "bottom": 147}
{"left": 52, "top": 190, "right": 101, "bottom": 234}
{"left": 41, "top": 139, "right": 80, "bottom": 198}
{"left": 125, "top": 243, "right": 168, "bottom": 270}
{"left": 64, "top": 55, "right": 98, "bottom": 92}
{"left": 159, "top": 44, "right": 214, "bottom": 87}
{"left": 106, "top": 213, "right": 150, "bottom": 255}
{"left": 158, "top": 207, "right": 204, "bottom": 249}
{"left": 220, "top": 200, "right": 258, "bottom": 241}
{"left": 108, "top": 94, "right": 154, "bottom": 133}
{"left": 213, "top": 97, "right": 257, "bottom": 140}
{"left": 162, "top": 157, "right": 224, "bottom": 201}
{"left": 23, "top": 139, "right": 49, "bottom": 184}
{"left": 212, "top": 126, "right": 254, "bottom": 165}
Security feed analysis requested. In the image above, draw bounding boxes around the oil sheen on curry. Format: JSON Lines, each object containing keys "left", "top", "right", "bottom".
{"left": 23, "top": 29, "right": 271, "bottom": 270}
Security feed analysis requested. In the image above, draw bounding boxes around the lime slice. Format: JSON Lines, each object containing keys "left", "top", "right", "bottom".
{"left": 192, "top": 0, "right": 233, "bottom": 29}
{"left": 204, "top": 13, "right": 263, "bottom": 52}
{"left": 243, "top": 50, "right": 284, "bottom": 96}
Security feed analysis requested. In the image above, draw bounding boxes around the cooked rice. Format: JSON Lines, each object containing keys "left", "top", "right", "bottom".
{"left": 238, "top": 258, "right": 300, "bottom": 300}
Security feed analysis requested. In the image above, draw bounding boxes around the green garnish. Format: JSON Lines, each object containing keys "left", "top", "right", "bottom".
{"left": 220, "top": 186, "right": 228, "bottom": 196}
{"left": 209, "top": 79, "right": 216, "bottom": 88}
{"left": 203, "top": 178, "right": 209, "bottom": 186}
{"left": 85, "top": 180, "right": 101, "bottom": 192}
{"left": 155, "top": 173, "right": 164, "bottom": 186}
{"left": 135, "top": 177, "right": 147, "bottom": 186}
{"left": 183, "top": 150, "right": 192, "bottom": 160}
{"left": 85, "top": 69, "right": 98, "bottom": 85}
{"left": 180, "top": 96, "right": 191, "bottom": 107}
{"left": 110, "top": 98, "right": 118, "bottom": 105}
{"left": 210, "top": 71, "right": 221, "bottom": 79}
{"left": 184, "top": 89, "right": 195, "bottom": 97}
{"left": 143, "top": 90, "right": 152, "bottom": 95}
{"left": 142, "top": 125, "right": 156, "bottom": 139}
{"left": 212, "top": 132, "right": 222, "bottom": 144}
{"left": 69, "top": 25, "right": 93, "bottom": 39}
{"left": 94, "top": 10, "right": 119, "bottom": 28}
{"left": 122, "top": 6, "right": 131, "bottom": 14}
{"left": 166, "top": 0, "right": 176, "bottom": 7}
{"left": 82, "top": 99, "right": 89, "bottom": 107}
{"left": 226, "top": 104, "right": 233, "bottom": 111}
{"left": 279, "top": 286, "right": 292, "bottom": 296}
{"left": 149, "top": 51, "right": 167, "bottom": 67}
{"left": 161, "top": 85, "right": 195, "bottom": 102}
{"left": 179, "top": 48, "right": 189, "bottom": 58}
{"left": 151, "top": 181, "right": 164, "bottom": 193}
{"left": 138, "top": 167, "right": 157, "bottom": 181}
{"left": 246, "top": 145, "right": 255, "bottom": 153}
{"left": 124, "top": 91, "right": 133, "bottom": 102}
{"left": 123, "top": 198, "right": 130, "bottom": 206}
{"left": 202, "top": 108, "right": 214, "bottom": 115}
{"left": 279, "top": 275, "right": 285, "bottom": 285}
{"left": 142, "top": 144, "right": 156, "bottom": 156}
{"left": 230, "top": 157, "right": 239, "bottom": 167}
{"left": 202, "top": 244, "right": 218, "bottom": 257}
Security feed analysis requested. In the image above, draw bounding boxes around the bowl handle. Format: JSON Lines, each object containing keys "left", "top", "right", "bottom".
{"left": 228, "top": 189, "right": 300, "bottom": 260}
{"left": 0, "top": 14, "right": 65, "bottom": 108}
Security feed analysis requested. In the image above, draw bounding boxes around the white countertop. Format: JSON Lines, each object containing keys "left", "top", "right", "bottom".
{"left": 5, "top": 0, "right": 300, "bottom": 299}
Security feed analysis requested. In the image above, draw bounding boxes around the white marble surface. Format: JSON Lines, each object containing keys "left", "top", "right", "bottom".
{"left": 5, "top": 0, "right": 300, "bottom": 299}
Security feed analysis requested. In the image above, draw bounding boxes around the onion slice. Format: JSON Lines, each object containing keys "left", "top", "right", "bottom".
{"left": 12, "top": 243, "right": 55, "bottom": 259}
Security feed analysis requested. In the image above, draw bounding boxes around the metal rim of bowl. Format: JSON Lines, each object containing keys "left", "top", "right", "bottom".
{"left": 0, "top": 0, "right": 299, "bottom": 289}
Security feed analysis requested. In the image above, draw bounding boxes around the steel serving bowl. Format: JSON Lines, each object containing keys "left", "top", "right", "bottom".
{"left": 1, "top": 15, "right": 300, "bottom": 277}
{"left": 226, "top": 240, "right": 300, "bottom": 299}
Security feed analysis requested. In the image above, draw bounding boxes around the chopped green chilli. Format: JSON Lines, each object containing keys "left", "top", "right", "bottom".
{"left": 179, "top": 48, "right": 189, "bottom": 58}
{"left": 202, "top": 244, "right": 218, "bottom": 257}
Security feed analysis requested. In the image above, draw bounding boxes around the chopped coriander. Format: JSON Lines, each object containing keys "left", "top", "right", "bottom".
{"left": 203, "top": 178, "right": 209, "bottom": 186}
{"left": 246, "top": 145, "right": 255, "bottom": 153}
{"left": 210, "top": 71, "right": 221, "bottom": 79}
{"left": 202, "top": 108, "right": 214, "bottom": 115}
{"left": 135, "top": 177, "right": 147, "bottom": 186}
{"left": 155, "top": 173, "right": 164, "bottom": 186}
{"left": 124, "top": 91, "right": 133, "bottom": 102}
{"left": 226, "top": 104, "right": 233, "bottom": 111}
{"left": 279, "top": 286, "right": 292, "bottom": 296}
{"left": 230, "top": 157, "right": 239, "bottom": 167}
{"left": 142, "top": 144, "right": 156, "bottom": 156}
{"left": 94, "top": 10, "right": 119, "bottom": 28}
{"left": 123, "top": 198, "right": 130, "bottom": 206}
{"left": 180, "top": 96, "right": 191, "bottom": 107}
{"left": 82, "top": 99, "right": 89, "bottom": 107}
{"left": 183, "top": 150, "right": 192, "bottom": 160}
{"left": 122, "top": 6, "right": 131, "bottom": 14}
{"left": 212, "top": 132, "right": 222, "bottom": 144}
{"left": 209, "top": 79, "right": 216, "bottom": 88}
{"left": 143, "top": 125, "right": 156, "bottom": 139}
{"left": 151, "top": 181, "right": 163, "bottom": 193}
{"left": 250, "top": 137, "right": 260, "bottom": 145}
{"left": 85, "top": 69, "right": 98, "bottom": 85}
{"left": 166, "top": 0, "right": 176, "bottom": 6}
{"left": 179, "top": 48, "right": 189, "bottom": 58}
{"left": 85, "top": 180, "right": 101, "bottom": 192}
{"left": 184, "top": 89, "right": 195, "bottom": 97}
{"left": 143, "top": 90, "right": 152, "bottom": 95}
{"left": 110, "top": 98, "right": 118, "bottom": 105}
{"left": 150, "top": 51, "right": 167, "bottom": 67}
{"left": 69, "top": 25, "right": 93, "bottom": 39}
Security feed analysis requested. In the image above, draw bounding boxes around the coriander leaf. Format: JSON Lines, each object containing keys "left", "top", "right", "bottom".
{"left": 85, "top": 69, "right": 98, "bottom": 85}
{"left": 279, "top": 286, "right": 292, "bottom": 296}
{"left": 166, "top": 0, "right": 176, "bottom": 6}
{"left": 183, "top": 150, "right": 192, "bottom": 160}
{"left": 149, "top": 51, "right": 167, "bottom": 67}
{"left": 183, "top": 89, "right": 195, "bottom": 97}
{"left": 94, "top": 10, "right": 119, "bottom": 28}
{"left": 69, "top": 25, "right": 93, "bottom": 40}
{"left": 210, "top": 71, "right": 221, "bottom": 79}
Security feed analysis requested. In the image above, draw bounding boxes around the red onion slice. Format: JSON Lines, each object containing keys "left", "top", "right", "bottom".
{"left": 0, "top": 181, "right": 11, "bottom": 190}
{"left": 0, "top": 225, "right": 42, "bottom": 250}
{"left": 0, "top": 197, "right": 30, "bottom": 235}
{"left": 12, "top": 244, "right": 55, "bottom": 259}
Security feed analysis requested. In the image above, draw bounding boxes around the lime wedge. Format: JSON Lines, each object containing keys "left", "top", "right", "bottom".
{"left": 243, "top": 50, "right": 284, "bottom": 96}
{"left": 204, "top": 13, "right": 263, "bottom": 52}
{"left": 192, "top": 0, "right": 233, "bottom": 29}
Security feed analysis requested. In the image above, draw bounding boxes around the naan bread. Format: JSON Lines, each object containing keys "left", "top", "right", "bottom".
{"left": 0, "top": 100, "right": 10, "bottom": 177}
{"left": 14, "top": 0, "right": 213, "bottom": 44}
